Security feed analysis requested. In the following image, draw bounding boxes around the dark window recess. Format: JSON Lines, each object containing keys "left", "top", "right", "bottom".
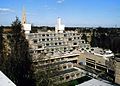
{"left": 46, "top": 34, "right": 49, "bottom": 36}
{"left": 78, "top": 37, "right": 79, "bottom": 39}
{"left": 96, "top": 66, "right": 107, "bottom": 71}
{"left": 73, "top": 47, "right": 76, "bottom": 50}
{"left": 51, "top": 38, "right": 53, "bottom": 41}
{"left": 34, "top": 62, "right": 38, "bottom": 65}
{"left": 58, "top": 37, "right": 60, "bottom": 40}
{"left": 66, "top": 76, "right": 70, "bottom": 80}
{"left": 74, "top": 37, "right": 76, "bottom": 39}
{"left": 69, "top": 60, "right": 77, "bottom": 63}
{"left": 52, "top": 49, "right": 54, "bottom": 51}
{"left": 76, "top": 73, "right": 80, "bottom": 76}
{"left": 63, "top": 66, "right": 66, "bottom": 69}
{"left": 64, "top": 34, "right": 67, "bottom": 37}
{"left": 42, "top": 39, "right": 45, "bottom": 41}
{"left": 47, "top": 39, "right": 49, "bottom": 41}
{"left": 86, "top": 62, "right": 95, "bottom": 68}
{"left": 55, "top": 43, "right": 57, "bottom": 45}
{"left": 82, "top": 41, "right": 84, "bottom": 43}
{"left": 38, "top": 46, "right": 42, "bottom": 48}
{"left": 42, "top": 34, "right": 45, "bottom": 36}
{"left": 37, "top": 50, "right": 41, "bottom": 53}
{"left": 68, "top": 38, "right": 72, "bottom": 41}
{"left": 51, "top": 59, "right": 54, "bottom": 62}
{"left": 33, "top": 40, "right": 37, "bottom": 43}
{"left": 46, "top": 43, "right": 49, "bottom": 46}
{"left": 73, "top": 43, "right": 77, "bottom": 45}
{"left": 59, "top": 42, "right": 61, "bottom": 45}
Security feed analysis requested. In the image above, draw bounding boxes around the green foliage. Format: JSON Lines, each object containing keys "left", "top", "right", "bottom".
{"left": 0, "top": 17, "right": 35, "bottom": 86}
{"left": 90, "top": 28, "right": 120, "bottom": 53}
{"left": 0, "top": 26, "right": 3, "bottom": 67}
{"left": 81, "top": 34, "right": 88, "bottom": 43}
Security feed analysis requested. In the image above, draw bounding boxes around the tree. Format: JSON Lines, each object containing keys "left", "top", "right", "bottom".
{"left": 81, "top": 34, "right": 88, "bottom": 43}
{"left": 0, "top": 26, "right": 3, "bottom": 67}
{"left": 2, "top": 17, "right": 35, "bottom": 86}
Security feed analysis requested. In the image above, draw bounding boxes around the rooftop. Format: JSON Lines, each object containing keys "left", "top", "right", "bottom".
{"left": 76, "top": 78, "right": 114, "bottom": 86}
{"left": 0, "top": 71, "right": 16, "bottom": 86}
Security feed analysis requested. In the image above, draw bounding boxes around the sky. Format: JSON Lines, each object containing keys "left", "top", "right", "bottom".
{"left": 0, "top": 0, "right": 120, "bottom": 27}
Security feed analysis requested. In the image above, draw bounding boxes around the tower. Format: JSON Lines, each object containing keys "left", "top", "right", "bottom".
{"left": 22, "top": 7, "right": 26, "bottom": 24}
{"left": 21, "top": 7, "right": 31, "bottom": 35}
{"left": 55, "top": 17, "right": 65, "bottom": 33}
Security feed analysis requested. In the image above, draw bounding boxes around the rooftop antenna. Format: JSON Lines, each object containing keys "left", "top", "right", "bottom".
{"left": 22, "top": 6, "right": 26, "bottom": 24}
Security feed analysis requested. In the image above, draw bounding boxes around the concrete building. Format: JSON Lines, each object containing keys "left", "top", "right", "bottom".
{"left": 114, "top": 56, "right": 120, "bottom": 85}
{"left": 23, "top": 15, "right": 90, "bottom": 83}
{"left": 22, "top": 9, "right": 118, "bottom": 85}
{"left": 78, "top": 47, "right": 115, "bottom": 82}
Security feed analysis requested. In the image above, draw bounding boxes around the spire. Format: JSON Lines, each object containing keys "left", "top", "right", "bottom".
{"left": 22, "top": 7, "right": 26, "bottom": 24}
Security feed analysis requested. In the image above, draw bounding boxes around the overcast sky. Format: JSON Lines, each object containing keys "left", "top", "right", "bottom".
{"left": 0, "top": 0, "right": 120, "bottom": 27}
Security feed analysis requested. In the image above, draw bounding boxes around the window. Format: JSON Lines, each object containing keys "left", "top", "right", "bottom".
{"left": 82, "top": 41, "right": 84, "bottom": 43}
{"left": 51, "top": 49, "right": 54, "bottom": 51}
{"left": 73, "top": 47, "right": 76, "bottom": 50}
{"left": 58, "top": 37, "right": 60, "bottom": 40}
{"left": 42, "top": 34, "right": 45, "bottom": 36}
{"left": 38, "top": 45, "right": 42, "bottom": 48}
{"left": 33, "top": 40, "right": 37, "bottom": 43}
{"left": 66, "top": 76, "right": 70, "bottom": 80}
{"left": 42, "top": 39, "right": 45, "bottom": 41}
{"left": 64, "top": 47, "right": 66, "bottom": 50}
{"left": 68, "top": 38, "right": 72, "bottom": 41}
{"left": 64, "top": 34, "right": 67, "bottom": 37}
{"left": 37, "top": 50, "right": 41, "bottom": 53}
{"left": 59, "top": 42, "right": 61, "bottom": 45}
{"left": 46, "top": 43, "right": 49, "bottom": 46}
{"left": 51, "top": 59, "right": 54, "bottom": 62}
{"left": 74, "top": 37, "right": 76, "bottom": 39}
{"left": 73, "top": 43, "right": 77, "bottom": 45}
{"left": 78, "top": 37, "right": 79, "bottom": 39}
{"left": 76, "top": 73, "right": 80, "bottom": 76}
{"left": 55, "top": 43, "right": 57, "bottom": 45}
{"left": 46, "top": 34, "right": 49, "bottom": 36}
{"left": 86, "top": 47, "right": 89, "bottom": 50}
{"left": 63, "top": 66, "right": 66, "bottom": 69}
{"left": 47, "top": 38, "right": 49, "bottom": 41}
{"left": 51, "top": 38, "right": 53, "bottom": 41}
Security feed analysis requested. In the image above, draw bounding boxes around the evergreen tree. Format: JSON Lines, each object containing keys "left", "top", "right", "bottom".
{"left": 0, "top": 26, "right": 3, "bottom": 67}
{"left": 2, "top": 17, "right": 35, "bottom": 86}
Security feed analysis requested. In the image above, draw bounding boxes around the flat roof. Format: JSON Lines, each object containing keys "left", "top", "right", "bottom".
{"left": 52, "top": 68, "right": 78, "bottom": 77}
{"left": 0, "top": 71, "right": 16, "bottom": 86}
{"left": 76, "top": 78, "right": 113, "bottom": 86}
